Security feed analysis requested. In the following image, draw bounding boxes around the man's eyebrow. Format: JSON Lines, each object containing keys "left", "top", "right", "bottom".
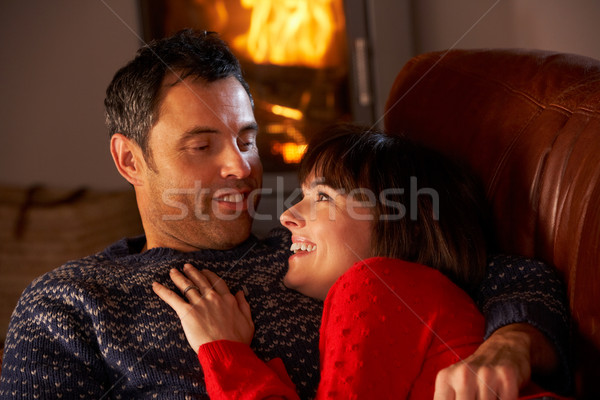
{"left": 182, "top": 123, "right": 259, "bottom": 138}
{"left": 181, "top": 126, "right": 219, "bottom": 137}
{"left": 239, "top": 122, "right": 259, "bottom": 133}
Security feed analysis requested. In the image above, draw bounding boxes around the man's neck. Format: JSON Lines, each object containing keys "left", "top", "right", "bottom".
{"left": 143, "top": 232, "right": 249, "bottom": 253}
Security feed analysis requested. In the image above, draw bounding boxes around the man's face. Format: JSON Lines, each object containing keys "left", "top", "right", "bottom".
{"left": 139, "top": 75, "right": 262, "bottom": 251}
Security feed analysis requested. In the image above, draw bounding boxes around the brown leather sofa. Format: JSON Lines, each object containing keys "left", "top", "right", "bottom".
{"left": 384, "top": 48, "right": 600, "bottom": 398}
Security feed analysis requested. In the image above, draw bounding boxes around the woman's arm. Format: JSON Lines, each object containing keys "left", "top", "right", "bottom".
{"left": 198, "top": 340, "right": 299, "bottom": 400}
{"left": 317, "top": 258, "right": 484, "bottom": 399}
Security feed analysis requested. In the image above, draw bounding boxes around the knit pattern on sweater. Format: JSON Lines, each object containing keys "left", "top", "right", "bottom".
{"left": 476, "top": 254, "right": 572, "bottom": 394}
{"left": 0, "top": 232, "right": 571, "bottom": 398}
{"left": 0, "top": 228, "right": 322, "bottom": 399}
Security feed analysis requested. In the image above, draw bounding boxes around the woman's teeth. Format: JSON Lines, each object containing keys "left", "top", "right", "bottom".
{"left": 290, "top": 243, "right": 317, "bottom": 253}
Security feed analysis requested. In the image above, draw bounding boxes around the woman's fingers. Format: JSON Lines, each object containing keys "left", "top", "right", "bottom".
{"left": 167, "top": 268, "right": 205, "bottom": 303}
{"left": 181, "top": 264, "right": 213, "bottom": 293}
{"left": 174, "top": 264, "right": 233, "bottom": 297}
{"left": 166, "top": 264, "right": 240, "bottom": 302}
{"left": 153, "top": 266, "right": 255, "bottom": 348}
{"left": 176, "top": 265, "right": 251, "bottom": 330}
{"left": 152, "top": 281, "right": 188, "bottom": 315}
{"left": 200, "top": 269, "right": 232, "bottom": 295}
{"left": 167, "top": 265, "right": 233, "bottom": 301}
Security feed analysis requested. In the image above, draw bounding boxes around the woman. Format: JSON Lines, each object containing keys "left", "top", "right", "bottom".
{"left": 153, "top": 123, "right": 489, "bottom": 398}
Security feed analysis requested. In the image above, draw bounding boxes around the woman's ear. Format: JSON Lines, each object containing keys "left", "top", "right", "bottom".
{"left": 110, "top": 133, "right": 146, "bottom": 186}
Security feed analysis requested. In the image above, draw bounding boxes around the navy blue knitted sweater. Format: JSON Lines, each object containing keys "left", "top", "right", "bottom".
{"left": 0, "top": 229, "right": 570, "bottom": 399}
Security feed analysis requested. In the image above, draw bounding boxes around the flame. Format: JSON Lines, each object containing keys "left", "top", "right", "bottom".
{"left": 272, "top": 142, "right": 308, "bottom": 164}
{"left": 233, "top": 0, "right": 344, "bottom": 67}
{"left": 270, "top": 104, "right": 303, "bottom": 120}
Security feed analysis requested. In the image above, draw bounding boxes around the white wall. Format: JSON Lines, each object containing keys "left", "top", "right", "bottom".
{"left": 0, "top": 0, "right": 141, "bottom": 190}
{"left": 413, "top": 0, "right": 600, "bottom": 61}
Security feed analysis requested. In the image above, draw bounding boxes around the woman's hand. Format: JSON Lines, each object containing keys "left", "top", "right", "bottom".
{"left": 152, "top": 264, "right": 254, "bottom": 352}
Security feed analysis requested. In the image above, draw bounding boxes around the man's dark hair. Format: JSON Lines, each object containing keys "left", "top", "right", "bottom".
{"left": 299, "top": 123, "right": 490, "bottom": 295}
{"left": 104, "top": 29, "right": 252, "bottom": 159}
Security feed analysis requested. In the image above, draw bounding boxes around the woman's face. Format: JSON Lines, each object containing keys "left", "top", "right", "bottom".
{"left": 280, "top": 172, "right": 373, "bottom": 300}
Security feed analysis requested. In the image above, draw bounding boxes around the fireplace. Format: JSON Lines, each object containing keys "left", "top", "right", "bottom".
{"left": 140, "top": 0, "right": 384, "bottom": 169}
{"left": 139, "top": 0, "right": 413, "bottom": 233}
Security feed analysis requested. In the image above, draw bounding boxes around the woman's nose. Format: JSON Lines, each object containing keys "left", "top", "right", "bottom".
{"left": 280, "top": 202, "right": 306, "bottom": 229}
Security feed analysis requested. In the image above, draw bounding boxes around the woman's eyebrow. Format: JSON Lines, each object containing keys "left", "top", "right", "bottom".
{"left": 310, "top": 182, "right": 341, "bottom": 195}
{"left": 308, "top": 177, "right": 330, "bottom": 188}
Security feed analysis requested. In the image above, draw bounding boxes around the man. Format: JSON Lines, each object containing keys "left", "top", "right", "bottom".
{"left": 0, "top": 30, "right": 569, "bottom": 399}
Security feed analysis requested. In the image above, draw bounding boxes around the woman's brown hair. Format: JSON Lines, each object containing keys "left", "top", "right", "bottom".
{"left": 298, "top": 123, "right": 489, "bottom": 295}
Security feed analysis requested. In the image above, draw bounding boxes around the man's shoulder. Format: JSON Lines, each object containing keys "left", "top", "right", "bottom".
{"left": 25, "top": 235, "right": 144, "bottom": 291}
{"left": 24, "top": 257, "right": 105, "bottom": 299}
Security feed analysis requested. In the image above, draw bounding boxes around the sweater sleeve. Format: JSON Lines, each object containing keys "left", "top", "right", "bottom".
{"left": 198, "top": 340, "right": 299, "bottom": 400}
{"left": 476, "top": 254, "right": 572, "bottom": 394}
{"left": 316, "top": 258, "right": 483, "bottom": 399}
{"left": 0, "top": 278, "right": 109, "bottom": 399}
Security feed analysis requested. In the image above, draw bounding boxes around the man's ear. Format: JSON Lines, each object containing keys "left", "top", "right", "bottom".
{"left": 110, "top": 133, "right": 146, "bottom": 186}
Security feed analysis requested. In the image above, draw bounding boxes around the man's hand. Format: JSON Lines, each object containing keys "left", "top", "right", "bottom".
{"left": 434, "top": 323, "right": 558, "bottom": 400}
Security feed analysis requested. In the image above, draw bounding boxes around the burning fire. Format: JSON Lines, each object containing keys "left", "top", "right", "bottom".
{"left": 233, "top": 0, "right": 345, "bottom": 68}
{"left": 227, "top": 0, "right": 346, "bottom": 164}
{"left": 272, "top": 142, "right": 308, "bottom": 164}
{"left": 163, "top": 0, "right": 347, "bottom": 166}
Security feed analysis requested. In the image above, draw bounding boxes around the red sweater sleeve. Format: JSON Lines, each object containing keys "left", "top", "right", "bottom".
{"left": 316, "top": 257, "right": 484, "bottom": 399}
{"left": 198, "top": 340, "right": 299, "bottom": 400}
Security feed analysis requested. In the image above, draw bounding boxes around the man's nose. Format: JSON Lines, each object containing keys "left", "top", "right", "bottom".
{"left": 220, "top": 143, "right": 251, "bottom": 179}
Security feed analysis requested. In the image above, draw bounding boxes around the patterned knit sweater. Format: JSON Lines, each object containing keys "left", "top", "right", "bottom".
{"left": 0, "top": 229, "right": 321, "bottom": 399}
{"left": 0, "top": 229, "right": 571, "bottom": 399}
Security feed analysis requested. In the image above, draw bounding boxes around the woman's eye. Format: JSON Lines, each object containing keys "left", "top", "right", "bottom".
{"left": 316, "top": 192, "right": 330, "bottom": 202}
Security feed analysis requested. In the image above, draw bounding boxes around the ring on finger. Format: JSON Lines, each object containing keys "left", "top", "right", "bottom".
{"left": 182, "top": 285, "right": 200, "bottom": 296}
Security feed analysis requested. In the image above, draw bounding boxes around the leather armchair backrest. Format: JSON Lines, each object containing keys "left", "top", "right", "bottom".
{"left": 384, "top": 49, "right": 600, "bottom": 396}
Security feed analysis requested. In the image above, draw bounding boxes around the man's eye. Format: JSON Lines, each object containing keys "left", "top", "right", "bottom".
{"left": 188, "top": 141, "right": 209, "bottom": 151}
{"left": 239, "top": 138, "right": 256, "bottom": 150}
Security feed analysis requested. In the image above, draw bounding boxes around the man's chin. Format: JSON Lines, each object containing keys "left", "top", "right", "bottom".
{"left": 203, "top": 218, "right": 254, "bottom": 250}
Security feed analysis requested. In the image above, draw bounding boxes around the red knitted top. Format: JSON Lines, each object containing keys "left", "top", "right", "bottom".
{"left": 198, "top": 257, "right": 485, "bottom": 399}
